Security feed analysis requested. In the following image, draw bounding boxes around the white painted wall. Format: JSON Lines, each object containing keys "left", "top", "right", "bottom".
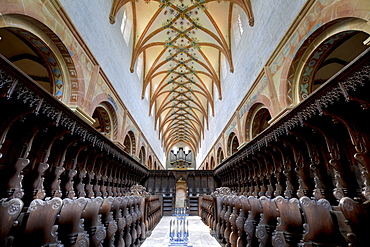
{"left": 58, "top": 0, "right": 166, "bottom": 164}
{"left": 196, "top": 0, "right": 308, "bottom": 167}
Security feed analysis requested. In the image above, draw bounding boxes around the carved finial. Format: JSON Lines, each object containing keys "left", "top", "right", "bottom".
{"left": 126, "top": 184, "right": 150, "bottom": 197}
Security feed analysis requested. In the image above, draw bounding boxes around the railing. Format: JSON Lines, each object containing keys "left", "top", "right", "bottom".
{"left": 215, "top": 47, "right": 370, "bottom": 175}
{"left": 206, "top": 48, "right": 370, "bottom": 246}
{"left": 0, "top": 53, "right": 156, "bottom": 246}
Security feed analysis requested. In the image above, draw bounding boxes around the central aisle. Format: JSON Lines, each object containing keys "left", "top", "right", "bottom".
{"left": 141, "top": 216, "right": 221, "bottom": 247}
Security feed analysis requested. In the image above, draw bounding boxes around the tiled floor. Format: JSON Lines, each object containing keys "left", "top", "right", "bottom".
{"left": 141, "top": 216, "right": 221, "bottom": 247}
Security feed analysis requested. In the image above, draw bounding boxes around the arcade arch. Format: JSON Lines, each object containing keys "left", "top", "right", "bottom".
{"left": 92, "top": 102, "right": 118, "bottom": 139}
{"left": 217, "top": 147, "right": 224, "bottom": 165}
{"left": 148, "top": 155, "right": 153, "bottom": 169}
{"left": 297, "top": 31, "right": 368, "bottom": 101}
{"left": 285, "top": 18, "right": 370, "bottom": 105}
{"left": 124, "top": 131, "right": 136, "bottom": 155}
{"left": 0, "top": 15, "right": 80, "bottom": 104}
{"left": 227, "top": 132, "right": 239, "bottom": 156}
{"left": 139, "top": 146, "right": 146, "bottom": 165}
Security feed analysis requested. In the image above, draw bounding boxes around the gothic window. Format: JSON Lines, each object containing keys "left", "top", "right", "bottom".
{"left": 221, "top": 54, "right": 228, "bottom": 81}
{"left": 232, "top": 6, "right": 244, "bottom": 47}
{"left": 120, "top": 9, "right": 127, "bottom": 34}
{"left": 124, "top": 131, "right": 136, "bottom": 155}
{"left": 237, "top": 14, "right": 244, "bottom": 35}
{"left": 119, "top": 5, "right": 132, "bottom": 45}
{"left": 136, "top": 54, "right": 143, "bottom": 79}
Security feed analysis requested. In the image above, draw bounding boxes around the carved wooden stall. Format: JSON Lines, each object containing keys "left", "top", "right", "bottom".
{"left": 0, "top": 54, "right": 161, "bottom": 247}
{"left": 146, "top": 170, "right": 215, "bottom": 215}
{"left": 199, "top": 49, "right": 370, "bottom": 246}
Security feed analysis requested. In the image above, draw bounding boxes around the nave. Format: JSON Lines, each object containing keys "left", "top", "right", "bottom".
{"left": 141, "top": 216, "right": 221, "bottom": 247}
{"left": 1, "top": 48, "right": 370, "bottom": 246}
{"left": 1, "top": 0, "right": 370, "bottom": 246}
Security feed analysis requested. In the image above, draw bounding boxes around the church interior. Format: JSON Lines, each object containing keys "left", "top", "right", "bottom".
{"left": 0, "top": 0, "right": 370, "bottom": 246}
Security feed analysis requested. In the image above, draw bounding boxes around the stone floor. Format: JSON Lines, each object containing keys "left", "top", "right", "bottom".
{"left": 141, "top": 216, "right": 221, "bottom": 247}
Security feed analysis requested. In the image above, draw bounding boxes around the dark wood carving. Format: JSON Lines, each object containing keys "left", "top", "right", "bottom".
{"left": 299, "top": 196, "right": 345, "bottom": 246}
{"left": 339, "top": 197, "right": 370, "bottom": 246}
{"left": 81, "top": 197, "right": 106, "bottom": 247}
{"left": 244, "top": 196, "right": 262, "bottom": 246}
{"left": 58, "top": 197, "right": 89, "bottom": 247}
{"left": 99, "top": 196, "right": 117, "bottom": 247}
{"left": 0, "top": 56, "right": 151, "bottom": 247}
{"left": 0, "top": 198, "right": 23, "bottom": 246}
{"left": 256, "top": 196, "right": 279, "bottom": 246}
{"left": 111, "top": 197, "right": 126, "bottom": 247}
{"left": 15, "top": 197, "right": 63, "bottom": 246}
{"left": 272, "top": 196, "right": 303, "bottom": 247}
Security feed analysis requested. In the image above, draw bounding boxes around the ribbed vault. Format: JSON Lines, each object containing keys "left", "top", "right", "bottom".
{"left": 110, "top": 0, "right": 253, "bottom": 154}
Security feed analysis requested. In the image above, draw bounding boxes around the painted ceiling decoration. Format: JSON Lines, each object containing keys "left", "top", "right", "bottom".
{"left": 110, "top": 0, "right": 254, "bottom": 153}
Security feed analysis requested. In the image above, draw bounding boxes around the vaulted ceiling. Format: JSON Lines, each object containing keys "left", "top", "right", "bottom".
{"left": 110, "top": 0, "right": 253, "bottom": 154}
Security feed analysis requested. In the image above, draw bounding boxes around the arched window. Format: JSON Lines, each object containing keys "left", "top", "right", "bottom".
{"left": 227, "top": 132, "right": 239, "bottom": 156}
{"left": 217, "top": 147, "right": 224, "bottom": 165}
{"left": 119, "top": 4, "right": 133, "bottom": 46}
{"left": 120, "top": 9, "right": 127, "bottom": 34}
{"left": 139, "top": 146, "right": 146, "bottom": 165}
{"left": 124, "top": 131, "right": 136, "bottom": 155}
{"left": 237, "top": 14, "right": 244, "bottom": 35}
{"left": 232, "top": 6, "right": 245, "bottom": 47}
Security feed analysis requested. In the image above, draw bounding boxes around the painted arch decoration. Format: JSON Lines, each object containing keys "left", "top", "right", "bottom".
{"left": 110, "top": 0, "right": 254, "bottom": 153}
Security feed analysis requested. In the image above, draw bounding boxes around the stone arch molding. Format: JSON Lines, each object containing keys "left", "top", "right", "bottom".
{"left": 216, "top": 146, "right": 225, "bottom": 166}
{"left": 282, "top": 16, "right": 370, "bottom": 106}
{"left": 91, "top": 101, "right": 119, "bottom": 140}
{"left": 244, "top": 103, "right": 272, "bottom": 142}
{"left": 139, "top": 146, "right": 146, "bottom": 165}
{"left": 123, "top": 130, "right": 136, "bottom": 155}
{"left": 227, "top": 132, "right": 239, "bottom": 156}
{"left": 289, "top": 18, "right": 370, "bottom": 105}
{"left": 148, "top": 155, "right": 153, "bottom": 169}
{"left": 0, "top": 14, "right": 82, "bottom": 105}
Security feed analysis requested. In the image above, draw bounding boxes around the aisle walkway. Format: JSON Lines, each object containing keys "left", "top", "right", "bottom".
{"left": 141, "top": 216, "right": 221, "bottom": 247}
